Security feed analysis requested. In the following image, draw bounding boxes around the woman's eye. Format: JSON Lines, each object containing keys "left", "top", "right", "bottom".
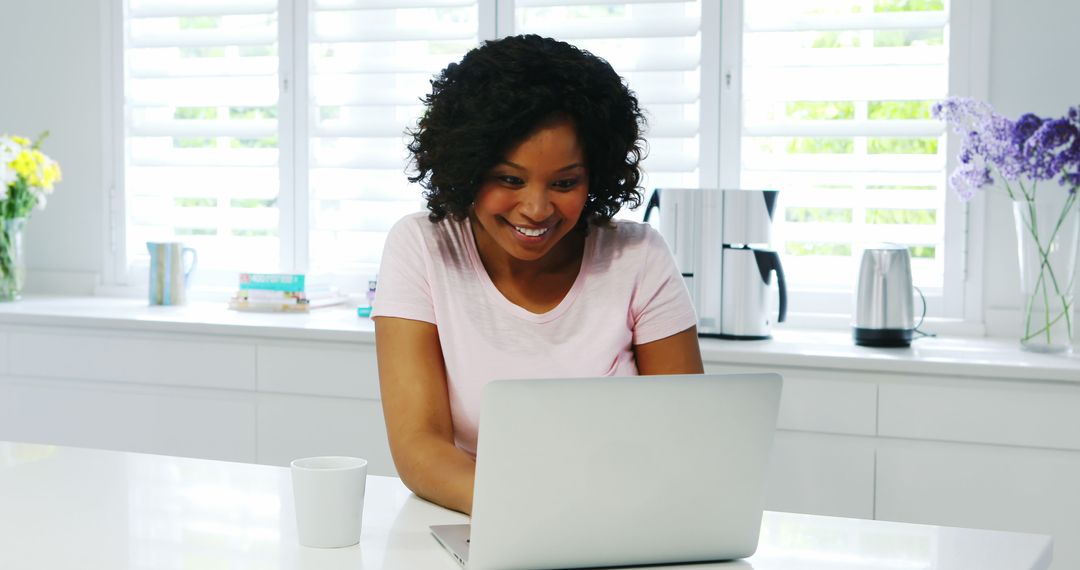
{"left": 497, "top": 175, "right": 524, "bottom": 186}
{"left": 553, "top": 178, "right": 580, "bottom": 190}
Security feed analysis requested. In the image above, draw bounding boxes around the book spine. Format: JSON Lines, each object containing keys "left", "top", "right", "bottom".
{"left": 238, "top": 273, "right": 306, "bottom": 292}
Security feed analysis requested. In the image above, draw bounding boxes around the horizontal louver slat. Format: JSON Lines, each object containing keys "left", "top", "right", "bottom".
{"left": 128, "top": 0, "right": 276, "bottom": 18}
{"left": 743, "top": 119, "right": 943, "bottom": 137}
{"left": 746, "top": 11, "right": 948, "bottom": 33}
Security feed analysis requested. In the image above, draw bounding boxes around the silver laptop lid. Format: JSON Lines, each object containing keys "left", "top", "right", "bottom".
{"left": 467, "top": 373, "right": 782, "bottom": 570}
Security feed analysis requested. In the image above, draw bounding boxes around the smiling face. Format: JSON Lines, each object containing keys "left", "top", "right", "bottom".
{"left": 470, "top": 117, "right": 589, "bottom": 270}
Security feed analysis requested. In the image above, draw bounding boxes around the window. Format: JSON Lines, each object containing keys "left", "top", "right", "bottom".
{"left": 115, "top": 0, "right": 976, "bottom": 319}
{"left": 122, "top": 0, "right": 282, "bottom": 286}
{"left": 120, "top": 0, "right": 485, "bottom": 291}
{"left": 737, "top": 0, "right": 961, "bottom": 318}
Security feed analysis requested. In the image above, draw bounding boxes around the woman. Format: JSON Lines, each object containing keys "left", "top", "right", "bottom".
{"left": 372, "top": 34, "right": 703, "bottom": 515}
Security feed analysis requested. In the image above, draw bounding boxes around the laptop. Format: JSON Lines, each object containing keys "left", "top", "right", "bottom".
{"left": 430, "top": 372, "right": 783, "bottom": 570}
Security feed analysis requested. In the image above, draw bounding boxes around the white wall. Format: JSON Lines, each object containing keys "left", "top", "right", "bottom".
{"left": 0, "top": 0, "right": 105, "bottom": 293}
{"left": 1, "top": 0, "right": 1077, "bottom": 331}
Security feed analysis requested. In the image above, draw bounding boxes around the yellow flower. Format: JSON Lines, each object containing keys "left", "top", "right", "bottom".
{"left": 11, "top": 150, "right": 35, "bottom": 179}
{"left": 10, "top": 136, "right": 30, "bottom": 147}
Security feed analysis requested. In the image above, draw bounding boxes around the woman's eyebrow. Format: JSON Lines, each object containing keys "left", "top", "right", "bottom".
{"left": 495, "top": 160, "right": 584, "bottom": 172}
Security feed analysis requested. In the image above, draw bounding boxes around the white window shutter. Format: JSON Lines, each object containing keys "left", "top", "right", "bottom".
{"left": 306, "top": 0, "right": 481, "bottom": 283}
{"left": 512, "top": 0, "right": 706, "bottom": 205}
{"left": 124, "top": 0, "right": 283, "bottom": 278}
{"left": 741, "top": 0, "right": 951, "bottom": 298}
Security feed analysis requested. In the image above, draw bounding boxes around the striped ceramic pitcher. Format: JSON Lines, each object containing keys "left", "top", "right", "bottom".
{"left": 147, "top": 242, "right": 197, "bottom": 305}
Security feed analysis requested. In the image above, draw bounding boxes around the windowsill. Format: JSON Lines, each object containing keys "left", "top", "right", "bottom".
{"left": 0, "top": 295, "right": 1077, "bottom": 383}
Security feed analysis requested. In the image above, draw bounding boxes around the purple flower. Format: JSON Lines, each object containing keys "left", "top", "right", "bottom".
{"left": 935, "top": 97, "right": 1080, "bottom": 199}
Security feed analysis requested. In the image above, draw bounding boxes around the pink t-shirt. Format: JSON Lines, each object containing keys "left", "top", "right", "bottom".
{"left": 371, "top": 212, "right": 697, "bottom": 455}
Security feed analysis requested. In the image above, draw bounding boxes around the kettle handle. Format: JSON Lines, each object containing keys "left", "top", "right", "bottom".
{"left": 753, "top": 249, "right": 788, "bottom": 323}
{"left": 643, "top": 188, "right": 660, "bottom": 223}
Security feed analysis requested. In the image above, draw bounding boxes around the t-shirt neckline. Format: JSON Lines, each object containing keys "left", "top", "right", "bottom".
{"left": 462, "top": 219, "right": 594, "bottom": 323}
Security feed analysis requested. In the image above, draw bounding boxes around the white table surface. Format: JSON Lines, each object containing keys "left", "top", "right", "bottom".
{"left": 0, "top": 442, "right": 1053, "bottom": 570}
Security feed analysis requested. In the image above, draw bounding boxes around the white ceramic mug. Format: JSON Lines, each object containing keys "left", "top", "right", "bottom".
{"left": 290, "top": 456, "right": 368, "bottom": 548}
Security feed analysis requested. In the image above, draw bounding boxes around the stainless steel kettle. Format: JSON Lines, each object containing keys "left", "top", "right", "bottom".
{"left": 853, "top": 245, "right": 915, "bottom": 347}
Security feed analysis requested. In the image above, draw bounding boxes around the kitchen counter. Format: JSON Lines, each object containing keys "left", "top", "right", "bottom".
{"left": 0, "top": 295, "right": 1076, "bottom": 383}
{"left": 0, "top": 441, "right": 1054, "bottom": 569}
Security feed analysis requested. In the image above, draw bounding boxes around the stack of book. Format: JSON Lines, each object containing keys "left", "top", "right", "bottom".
{"left": 228, "top": 273, "right": 345, "bottom": 313}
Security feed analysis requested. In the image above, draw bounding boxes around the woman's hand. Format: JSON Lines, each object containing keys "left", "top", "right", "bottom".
{"left": 374, "top": 316, "right": 478, "bottom": 514}
{"left": 633, "top": 326, "right": 705, "bottom": 375}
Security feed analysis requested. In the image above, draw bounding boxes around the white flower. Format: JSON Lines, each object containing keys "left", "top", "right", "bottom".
{"left": 0, "top": 136, "right": 18, "bottom": 188}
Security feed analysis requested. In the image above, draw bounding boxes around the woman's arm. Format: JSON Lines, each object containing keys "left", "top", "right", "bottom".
{"left": 633, "top": 325, "right": 705, "bottom": 375}
{"left": 374, "top": 316, "right": 477, "bottom": 514}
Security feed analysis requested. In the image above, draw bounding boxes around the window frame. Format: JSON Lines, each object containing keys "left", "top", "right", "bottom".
{"left": 103, "top": 0, "right": 991, "bottom": 328}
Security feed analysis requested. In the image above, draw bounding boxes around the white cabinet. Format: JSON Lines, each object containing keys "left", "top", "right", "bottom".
{"left": 0, "top": 376, "right": 257, "bottom": 462}
{"left": 8, "top": 329, "right": 256, "bottom": 391}
{"left": 879, "top": 377, "right": 1080, "bottom": 450}
{"left": 0, "top": 326, "right": 389, "bottom": 475}
{"left": 877, "top": 439, "right": 1080, "bottom": 570}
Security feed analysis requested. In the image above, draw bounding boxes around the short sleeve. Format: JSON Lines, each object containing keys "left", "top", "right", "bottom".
{"left": 630, "top": 226, "right": 698, "bottom": 345}
{"left": 370, "top": 214, "right": 437, "bottom": 324}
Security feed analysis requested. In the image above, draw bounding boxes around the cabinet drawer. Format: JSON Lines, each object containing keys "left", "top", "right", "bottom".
{"left": 877, "top": 439, "right": 1078, "bottom": 570}
{"left": 8, "top": 330, "right": 256, "bottom": 391}
{"left": 705, "top": 363, "right": 877, "bottom": 436}
{"left": 879, "top": 378, "right": 1080, "bottom": 450}
{"left": 257, "top": 343, "right": 380, "bottom": 399}
{"left": 0, "top": 377, "right": 256, "bottom": 463}
{"left": 764, "top": 431, "right": 875, "bottom": 519}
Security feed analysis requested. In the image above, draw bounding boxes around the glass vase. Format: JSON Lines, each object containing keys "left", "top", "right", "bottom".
{"left": 1013, "top": 191, "right": 1080, "bottom": 353}
{"left": 0, "top": 217, "right": 27, "bottom": 301}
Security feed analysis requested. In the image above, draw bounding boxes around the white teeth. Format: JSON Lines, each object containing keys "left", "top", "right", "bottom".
{"left": 514, "top": 225, "right": 549, "bottom": 237}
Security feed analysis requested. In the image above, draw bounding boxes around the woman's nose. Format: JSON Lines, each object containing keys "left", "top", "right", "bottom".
{"left": 519, "top": 184, "right": 554, "bottom": 221}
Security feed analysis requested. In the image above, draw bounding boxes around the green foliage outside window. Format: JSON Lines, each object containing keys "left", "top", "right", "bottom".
{"left": 811, "top": 31, "right": 860, "bottom": 48}
{"left": 787, "top": 101, "right": 855, "bottom": 121}
{"left": 174, "top": 137, "right": 216, "bottom": 148}
{"left": 175, "top": 198, "right": 217, "bottom": 207}
{"left": 866, "top": 208, "right": 936, "bottom": 224}
{"left": 230, "top": 136, "right": 278, "bottom": 149}
{"left": 180, "top": 47, "right": 225, "bottom": 58}
{"left": 785, "top": 207, "right": 853, "bottom": 223}
{"left": 869, "top": 101, "right": 933, "bottom": 120}
{"left": 786, "top": 242, "right": 852, "bottom": 256}
{"left": 174, "top": 107, "right": 218, "bottom": 120}
{"left": 179, "top": 17, "right": 219, "bottom": 29}
{"left": 231, "top": 199, "right": 276, "bottom": 208}
{"left": 909, "top": 245, "right": 936, "bottom": 258}
{"left": 875, "top": 29, "right": 944, "bottom": 47}
{"left": 868, "top": 137, "right": 938, "bottom": 154}
{"left": 230, "top": 107, "right": 278, "bottom": 120}
{"left": 232, "top": 229, "right": 278, "bottom": 237}
{"left": 874, "top": 0, "right": 945, "bottom": 12}
{"left": 787, "top": 138, "right": 854, "bottom": 154}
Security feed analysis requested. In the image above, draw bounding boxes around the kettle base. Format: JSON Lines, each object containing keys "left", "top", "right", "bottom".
{"left": 853, "top": 327, "right": 913, "bottom": 348}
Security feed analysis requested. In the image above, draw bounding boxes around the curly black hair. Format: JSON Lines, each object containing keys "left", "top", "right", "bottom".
{"left": 407, "top": 34, "right": 647, "bottom": 225}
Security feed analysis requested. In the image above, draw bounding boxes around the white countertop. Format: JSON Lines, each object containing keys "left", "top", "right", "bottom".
{"left": 0, "top": 442, "right": 1053, "bottom": 570}
{"left": 0, "top": 295, "right": 1077, "bottom": 382}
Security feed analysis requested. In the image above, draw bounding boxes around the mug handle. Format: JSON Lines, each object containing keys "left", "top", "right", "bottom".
{"left": 182, "top": 248, "right": 198, "bottom": 284}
